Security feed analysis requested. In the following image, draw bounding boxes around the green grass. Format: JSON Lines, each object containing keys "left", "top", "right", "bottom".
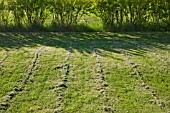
{"left": 0, "top": 32, "right": 170, "bottom": 113}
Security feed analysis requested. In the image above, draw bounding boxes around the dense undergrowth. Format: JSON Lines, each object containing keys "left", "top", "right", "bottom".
{"left": 0, "top": 0, "right": 170, "bottom": 32}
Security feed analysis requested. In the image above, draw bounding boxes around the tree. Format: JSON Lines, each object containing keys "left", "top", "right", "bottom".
{"left": 0, "top": 0, "right": 11, "bottom": 28}
{"left": 50, "top": 0, "right": 93, "bottom": 28}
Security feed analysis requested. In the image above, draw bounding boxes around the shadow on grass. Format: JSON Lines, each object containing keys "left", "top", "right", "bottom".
{"left": 0, "top": 32, "right": 169, "bottom": 57}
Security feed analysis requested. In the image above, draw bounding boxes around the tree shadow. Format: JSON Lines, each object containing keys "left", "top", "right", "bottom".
{"left": 0, "top": 32, "right": 169, "bottom": 57}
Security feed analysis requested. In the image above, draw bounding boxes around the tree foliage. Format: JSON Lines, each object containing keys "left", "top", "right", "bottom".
{"left": 50, "top": 0, "right": 93, "bottom": 27}
{"left": 0, "top": 0, "right": 169, "bottom": 31}
{"left": 95, "top": 0, "right": 170, "bottom": 31}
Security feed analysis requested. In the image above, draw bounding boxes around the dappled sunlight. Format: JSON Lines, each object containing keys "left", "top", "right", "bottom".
{"left": 0, "top": 32, "right": 170, "bottom": 112}
{"left": 0, "top": 32, "right": 170, "bottom": 57}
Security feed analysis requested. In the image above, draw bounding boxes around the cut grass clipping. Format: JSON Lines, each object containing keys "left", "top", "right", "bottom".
{"left": 0, "top": 32, "right": 170, "bottom": 113}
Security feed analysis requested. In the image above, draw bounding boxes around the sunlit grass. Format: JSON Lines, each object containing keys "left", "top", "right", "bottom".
{"left": 0, "top": 32, "right": 169, "bottom": 112}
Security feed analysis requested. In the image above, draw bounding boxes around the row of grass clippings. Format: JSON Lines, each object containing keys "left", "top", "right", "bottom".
{"left": 0, "top": 47, "right": 44, "bottom": 112}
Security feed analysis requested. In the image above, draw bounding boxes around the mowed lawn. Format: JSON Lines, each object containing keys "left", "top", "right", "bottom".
{"left": 0, "top": 32, "right": 170, "bottom": 113}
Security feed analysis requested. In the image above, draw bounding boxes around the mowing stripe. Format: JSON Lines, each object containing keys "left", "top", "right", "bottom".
{"left": 0, "top": 51, "right": 10, "bottom": 77}
{"left": 0, "top": 46, "right": 44, "bottom": 111}
{"left": 17, "top": 46, "right": 45, "bottom": 91}
{"left": 122, "top": 52, "right": 169, "bottom": 112}
{"left": 53, "top": 46, "right": 73, "bottom": 113}
{"left": 0, "top": 51, "right": 9, "bottom": 65}
{"left": 91, "top": 49, "right": 115, "bottom": 113}
{"left": 152, "top": 50, "right": 170, "bottom": 66}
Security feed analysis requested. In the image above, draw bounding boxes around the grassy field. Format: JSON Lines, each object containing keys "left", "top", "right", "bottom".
{"left": 0, "top": 32, "right": 170, "bottom": 113}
